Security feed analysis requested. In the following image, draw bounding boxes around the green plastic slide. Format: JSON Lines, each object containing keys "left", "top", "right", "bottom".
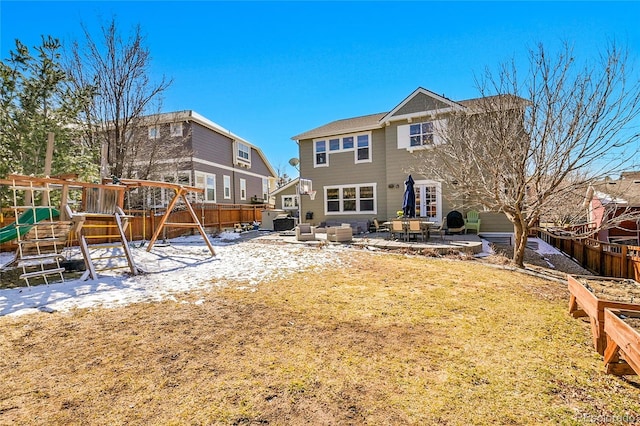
{"left": 0, "top": 208, "right": 60, "bottom": 244}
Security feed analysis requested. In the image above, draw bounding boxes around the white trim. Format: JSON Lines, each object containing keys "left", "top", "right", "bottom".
{"left": 195, "top": 171, "right": 216, "bottom": 203}
{"left": 240, "top": 178, "right": 247, "bottom": 201}
{"left": 170, "top": 122, "right": 183, "bottom": 137}
{"left": 281, "top": 194, "right": 299, "bottom": 211}
{"left": 192, "top": 158, "right": 269, "bottom": 179}
{"left": 379, "top": 87, "right": 465, "bottom": 124}
{"left": 414, "top": 180, "right": 442, "bottom": 223}
{"left": 236, "top": 141, "right": 252, "bottom": 166}
{"left": 271, "top": 177, "right": 299, "bottom": 196}
{"left": 314, "top": 140, "right": 329, "bottom": 168}
{"left": 323, "top": 182, "right": 377, "bottom": 215}
{"left": 148, "top": 125, "right": 160, "bottom": 139}
{"left": 223, "top": 175, "right": 231, "bottom": 199}
{"left": 313, "top": 131, "right": 372, "bottom": 167}
{"left": 355, "top": 133, "right": 372, "bottom": 164}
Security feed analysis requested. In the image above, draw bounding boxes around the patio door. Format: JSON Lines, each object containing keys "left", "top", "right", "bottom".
{"left": 415, "top": 180, "right": 441, "bottom": 223}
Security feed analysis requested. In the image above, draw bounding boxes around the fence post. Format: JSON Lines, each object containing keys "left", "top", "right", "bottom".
{"left": 622, "top": 245, "right": 628, "bottom": 279}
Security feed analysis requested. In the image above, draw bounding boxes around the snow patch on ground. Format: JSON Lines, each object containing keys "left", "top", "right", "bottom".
{"left": 0, "top": 235, "right": 345, "bottom": 317}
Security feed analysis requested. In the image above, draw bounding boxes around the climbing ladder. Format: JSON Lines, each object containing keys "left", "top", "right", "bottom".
{"left": 75, "top": 205, "right": 138, "bottom": 281}
{"left": 9, "top": 178, "right": 73, "bottom": 286}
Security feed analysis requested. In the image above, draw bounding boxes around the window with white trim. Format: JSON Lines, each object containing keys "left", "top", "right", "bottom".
{"left": 262, "top": 178, "right": 269, "bottom": 201}
{"left": 170, "top": 122, "right": 183, "bottom": 137}
{"left": 356, "top": 134, "right": 370, "bottom": 162}
{"left": 237, "top": 142, "right": 250, "bottom": 162}
{"left": 313, "top": 132, "right": 372, "bottom": 167}
{"left": 223, "top": 175, "right": 231, "bottom": 199}
{"left": 410, "top": 122, "right": 434, "bottom": 146}
{"left": 397, "top": 119, "right": 446, "bottom": 150}
{"left": 315, "top": 140, "right": 327, "bottom": 166}
{"left": 415, "top": 180, "right": 442, "bottom": 223}
{"left": 240, "top": 178, "right": 246, "bottom": 200}
{"left": 324, "top": 183, "right": 376, "bottom": 215}
{"left": 282, "top": 195, "right": 299, "bottom": 210}
{"left": 195, "top": 172, "right": 216, "bottom": 203}
{"left": 148, "top": 126, "right": 160, "bottom": 139}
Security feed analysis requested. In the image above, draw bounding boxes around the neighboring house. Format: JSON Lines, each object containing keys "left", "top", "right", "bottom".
{"left": 290, "top": 87, "right": 512, "bottom": 235}
{"left": 271, "top": 177, "right": 300, "bottom": 214}
{"left": 120, "top": 110, "right": 276, "bottom": 207}
{"left": 587, "top": 171, "right": 640, "bottom": 245}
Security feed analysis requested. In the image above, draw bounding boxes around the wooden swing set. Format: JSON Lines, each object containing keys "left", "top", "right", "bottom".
{"left": 0, "top": 174, "right": 215, "bottom": 285}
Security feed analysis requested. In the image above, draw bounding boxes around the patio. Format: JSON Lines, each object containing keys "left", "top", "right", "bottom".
{"left": 255, "top": 229, "right": 483, "bottom": 255}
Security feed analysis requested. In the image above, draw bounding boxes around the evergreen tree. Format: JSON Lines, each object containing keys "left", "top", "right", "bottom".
{"left": 0, "top": 36, "right": 97, "bottom": 181}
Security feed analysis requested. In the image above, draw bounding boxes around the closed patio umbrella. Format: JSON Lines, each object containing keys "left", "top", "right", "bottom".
{"left": 402, "top": 175, "right": 416, "bottom": 218}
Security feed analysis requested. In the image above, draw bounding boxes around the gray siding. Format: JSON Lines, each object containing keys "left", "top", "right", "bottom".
{"left": 298, "top": 127, "right": 388, "bottom": 226}
{"left": 192, "top": 122, "right": 233, "bottom": 163}
{"left": 248, "top": 147, "right": 271, "bottom": 176}
{"left": 393, "top": 92, "right": 449, "bottom": 117}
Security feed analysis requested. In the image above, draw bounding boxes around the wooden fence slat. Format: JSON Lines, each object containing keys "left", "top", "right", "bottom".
{"left": 0, "top": 204, "right": 269, "bottom": 252}
{"left": 538, "top": 229, "right": 640, "bottom": 280}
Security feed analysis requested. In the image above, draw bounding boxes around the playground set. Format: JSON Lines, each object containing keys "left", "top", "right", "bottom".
{"left": 0, "top": 174, "right": 215, "bottom": 286}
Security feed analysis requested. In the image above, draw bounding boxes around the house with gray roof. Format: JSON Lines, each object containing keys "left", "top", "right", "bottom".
{"left": 123, "top": 110, "right": 276, "bottom": 207}
{"left": 588, "top": 171, "right": 640, "bottom": 245}
{"left": 291, "top": 87, "right": 513, "bottom": 234}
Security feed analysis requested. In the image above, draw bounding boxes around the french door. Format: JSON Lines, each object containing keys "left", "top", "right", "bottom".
{"left": 414, "top": 181, "right": 441, "bottom": 223}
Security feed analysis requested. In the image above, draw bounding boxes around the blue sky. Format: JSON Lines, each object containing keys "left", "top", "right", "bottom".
{"left": 2, "top": 1, "right": 639, "bottom": 177}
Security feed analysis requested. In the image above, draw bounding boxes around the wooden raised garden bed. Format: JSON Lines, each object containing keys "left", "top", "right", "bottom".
{"left": 603, "top": 308, "right": 640, "bottom": 376}
{"left": 567, "top": 275, "right": 640, "bottom": 355}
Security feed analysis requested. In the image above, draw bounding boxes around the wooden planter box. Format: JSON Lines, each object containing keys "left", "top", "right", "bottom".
{"left": 603, "top": 308, "right": 640, "bottom": 376}
{"left": 568, "top": 275, "right": 640, "bottom": 355}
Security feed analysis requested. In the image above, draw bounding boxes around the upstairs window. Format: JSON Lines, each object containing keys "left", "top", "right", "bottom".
{"left": 313, "top": 132, "right": 371, "bottom": 167}
{"left": 343, "top": 136, "right": 354, "bottom": 150}
{"left": 237, "top": 142, "right": 250, "bottom": 162}
{"left": 315, "top": 140, "right": 327, "bottom": 166}
{"left": 410, "top": 122, "right": 434, "bottom": 146}
{"left": 148, "top": 126, "right": 160, "bottom": 139}
{"left": 170, "top": 122, "right": 183, "bottom": 137}
{"left": 397, "top": 119, "right": 445, "bottom": 151}
{"left": 356, "top": 135, "right": 370, "bottom": 162}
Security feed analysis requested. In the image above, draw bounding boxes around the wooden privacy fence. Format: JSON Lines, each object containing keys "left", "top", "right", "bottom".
{"left": 123, "top": 203, "right": 267, "bottom": 242}
{"left": 0, "top": 203, "right": 268, "bottom": 251}
{"left": 539, "top": 229, "right": 640, "bottom": 281}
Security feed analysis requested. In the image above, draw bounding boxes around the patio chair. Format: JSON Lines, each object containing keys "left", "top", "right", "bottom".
{"left": 372, "top": 218, "right": 389, "bottom": 233}
{"left": 390, "top": 219, "right": 406, "bottom": 241}
{"left": 464, "top": 210, "right": 481, "bottom": 234}
{"left": 295, "top": 223, "right": 316, "bottom": 241}
{"left": 407, "top": 219, "right": 423, "bottom": 241}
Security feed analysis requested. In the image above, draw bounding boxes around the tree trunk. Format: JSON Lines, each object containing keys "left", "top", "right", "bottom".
{"left": 512, "top": 221, "right": 528, "bottom": 268}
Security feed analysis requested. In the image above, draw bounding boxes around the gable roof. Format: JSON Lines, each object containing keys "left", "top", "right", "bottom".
{"left": 291, "top": 113, "right": 386, "bottom": 141}
{"left": 378, "top": 87, "right": 465, "bottom": 124}
{"left": 270, "top": 177, "right": 299, "bottom": 196}
{"left": 291, "top": 87, "right": 466, "bottom": 141}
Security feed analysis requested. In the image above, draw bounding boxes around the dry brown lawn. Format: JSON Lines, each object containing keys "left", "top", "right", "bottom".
{"left": 1, "top": 250, "right": 639, "bottom": 425}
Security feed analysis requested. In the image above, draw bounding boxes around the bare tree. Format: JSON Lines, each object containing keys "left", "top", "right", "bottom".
{"left": 416, "top": 42, "right": 640, "bottom": 267}
{"left": 66, "top": 18, "right": 172, "bottom": 179}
